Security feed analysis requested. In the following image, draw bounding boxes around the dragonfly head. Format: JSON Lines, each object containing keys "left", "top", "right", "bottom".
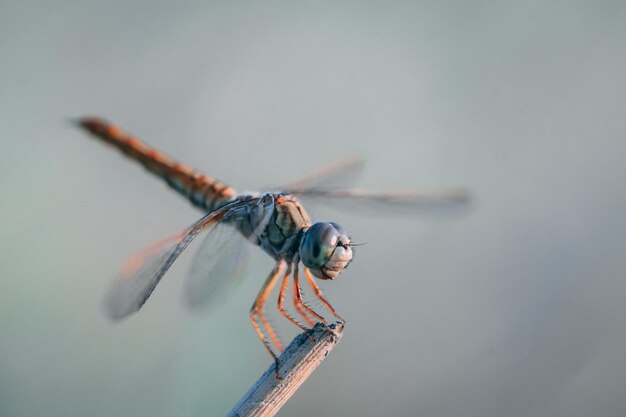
{"left": 300, "top": 222, "right": 352, "bottom": 280}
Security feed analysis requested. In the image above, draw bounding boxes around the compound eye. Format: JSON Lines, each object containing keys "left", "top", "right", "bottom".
{"left": 300, "top": 223, "right": 340, "bottom": 269}
{"left": 329, "top": 222, "right": 349, "bottom": 237}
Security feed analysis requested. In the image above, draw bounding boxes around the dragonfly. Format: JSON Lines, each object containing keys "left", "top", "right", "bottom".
{"left": 76, "top": 117, "right": 468, "bottom": 373}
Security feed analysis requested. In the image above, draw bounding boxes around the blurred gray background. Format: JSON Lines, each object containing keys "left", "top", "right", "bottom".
{"left": 2, "top": 1, "right": 626, "bottom": 416}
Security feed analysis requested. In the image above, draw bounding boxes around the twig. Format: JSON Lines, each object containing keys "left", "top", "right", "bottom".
{"left": 226, "top": 321, "right": 344, "bottom": 417}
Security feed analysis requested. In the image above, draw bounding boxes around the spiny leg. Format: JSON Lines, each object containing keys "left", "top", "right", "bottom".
{"left": 294, "top": 266, "right": 326, "bottom": 326}
{"left": 292, "top": 267, "right": 315, "bottom": 328}
{"left": 250, "top": 261, "right": 286, "bottom": 375}
{"left": 256, "top": 263, "right": 285, "bottom": 352}
{"left": 277, "top": 264, "right": 309, "bottom": 332}
{"left": 303, "top": 267, "right": 345, "bottom": 323}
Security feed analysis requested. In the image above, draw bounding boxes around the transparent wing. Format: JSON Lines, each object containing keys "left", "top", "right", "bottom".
{"left": 103, "top": 200, "right": 244, "bottom": 320}
{"left": 184, "top": 195, "right": 275, "bottom": 309}
{"left": 278, "top": 156, "right": 469, "bottom": 215}
{"left": 279, "top": 155, "right": 364, "bottom": 191}
{"left": 289, "top": 187, "right": 471, "bottom": 215}
{"left": 183, "top": 223, "right": 251, "bottom": 310}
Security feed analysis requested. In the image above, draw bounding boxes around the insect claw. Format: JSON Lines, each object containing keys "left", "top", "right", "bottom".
{"left": 274, "top": 359, "right": 283, "bottom": 380}
{"left": 320, "top": 320, "right": 334, "bottom": 332}
{"left": 305, "top": 328, "right": 317, "bottom": 343}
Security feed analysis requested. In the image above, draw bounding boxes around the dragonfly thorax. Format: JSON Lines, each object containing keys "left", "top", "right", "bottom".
{"left": 254, "top": 194, "right": 312, "bottom": 263}
{"left": 300, "top": 222, "right": 352, "bottom": 280}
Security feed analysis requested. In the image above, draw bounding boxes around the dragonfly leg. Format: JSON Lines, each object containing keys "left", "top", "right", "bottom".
{"left": 303, "top": 267, "right": 345, "bottom": 324}
{"left": 250, "top": 261, "right": 286, "bottom": 377}
{"left": 277, "top": 264, "right": 311, "bottom": 334}
{"left": 292, "top": 266, "right": 315, "bottom": 328}
{"left": 294, "top": 267, "right": 327, "bottom": 327}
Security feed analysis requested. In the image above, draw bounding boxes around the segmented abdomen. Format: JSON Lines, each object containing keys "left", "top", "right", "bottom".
{"left": 78, "top": 118, "right": 236, "bottom": 212}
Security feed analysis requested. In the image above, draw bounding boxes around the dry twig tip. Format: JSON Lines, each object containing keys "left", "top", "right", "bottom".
{"left": 227, "top": 321, "right": 344, "bottom": 417}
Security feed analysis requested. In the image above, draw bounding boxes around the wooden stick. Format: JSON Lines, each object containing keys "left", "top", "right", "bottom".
{"left": 226, "top": 321, "right": 344, "bottom": 417}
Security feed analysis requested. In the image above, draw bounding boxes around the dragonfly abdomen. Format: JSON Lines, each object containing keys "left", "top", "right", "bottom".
{"left": 78, "top": 118, "right": 236, "bottom": 212}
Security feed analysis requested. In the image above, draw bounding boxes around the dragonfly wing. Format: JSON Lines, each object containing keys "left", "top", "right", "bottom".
{"left": 183, "top": 223, "right": 251, "bottom": 310}
{"left": 279, "top": 157, "right": 469, "bottom": 215}
{"left": 279, "top": 155, "right": 364, "bottom": 191}
{"left": 290, "top": 188, "right": 471, "bottom": 215}
{"left": 184, "top": 195, "right": 275, "bottom": 309}
{"left": 103, "top": 200, "right": 243, "bottom": 320}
